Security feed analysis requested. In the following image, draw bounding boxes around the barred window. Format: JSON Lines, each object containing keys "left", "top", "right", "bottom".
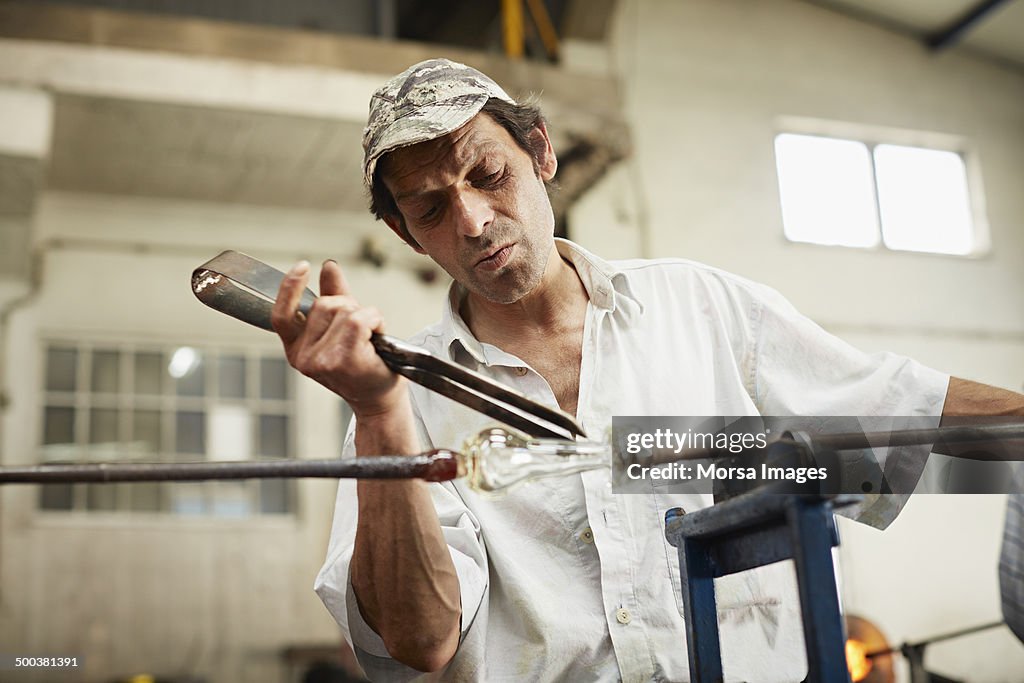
{"left": 39, "top": 342, "right": 296, "bottom": 516}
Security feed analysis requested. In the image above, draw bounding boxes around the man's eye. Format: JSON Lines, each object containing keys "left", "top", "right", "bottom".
{"left": 419, "top": 205, "right": 440, "bottom": 222}
{"left": 476, "top": 168, "right": 507, "bottom": 187}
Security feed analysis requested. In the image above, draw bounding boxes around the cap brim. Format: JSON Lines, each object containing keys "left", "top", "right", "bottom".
{"left": 362, "top": 94, "right": 490, "bottom": 186}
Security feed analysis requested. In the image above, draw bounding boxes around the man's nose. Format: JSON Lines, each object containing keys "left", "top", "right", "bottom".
{"left": 452, "top": 188, "right": 494, "bottom": 238}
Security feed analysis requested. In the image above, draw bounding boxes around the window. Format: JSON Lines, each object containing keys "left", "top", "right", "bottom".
{"left": 774, "top": 132, "right": 980, "bottom": 255}
{"left": 39, "top": 342, "right": 297, "bottom": 517}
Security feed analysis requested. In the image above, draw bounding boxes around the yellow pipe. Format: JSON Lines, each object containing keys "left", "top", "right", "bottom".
{"left": 525, "top": 0, "right": 560, "bottom": 60}
{"left": 502, "top": 0, "right": 525, "bottom": 59}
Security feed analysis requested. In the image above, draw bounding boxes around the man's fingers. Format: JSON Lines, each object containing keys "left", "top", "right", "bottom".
{"left": 312, "top": 305, "right": 381, "bottom": 352}
{"left": 270, "top": 260, "right": 310, "bottom": 343}
{"left": 320, "top": 259, "right": 351, "bottom": 297}
{"left": 310, "top": 306, "right": 382, "bottom": 360}
{"left": 273, "top": 260, "right": 396, "bottom": 396}
{"left": 348, "top": 307, "right": 384, "bottom": 335}
{"left": 304, "top": 295, "right": 360, "bottom": 344}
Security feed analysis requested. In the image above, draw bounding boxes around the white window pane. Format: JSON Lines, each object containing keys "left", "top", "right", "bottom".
{"left": 169, "top": 483, "right": 206, "bottom": 515}
{"left": 46, "top": 348, "right": 77, "bottom": 392}
{"left": 210, "top": 482, "right": 252, "bottom": 517}
{"left": 91, "top": 350, "right": 120, "bottom": 394}
{"left": 260, "top": 357, "right": 288, "bottom": 400}
{"left": 874, "top": 145, "right": 973, "bottom": 255}
{"left": 259, "top": 414, "right": 288, "bottom": 458}
{"left": 218, "top": 355, "right": 246, "bottom": 399}
{"left": 87, "top": 483, "right": 119, "bottom": 511}
{"left": 134, "top": 352, "right": 163, "bottom": 394}
{"left": 128, "top": 482, "right": 163, "bottom": 512}
{"left": 260, "top": 479, "right": 291, "bottom": 515}
{"left": 172, "top": 348, "right": 205, "bottom": 396}
{"left": 175, "top": 411, "right": 206, "bottom": 455}
{"left": 89, "top": 408, "right": 119, "bottom": 445}
{"left": 775, "top": 134, "right": 880, "bottom": 248}
{"left": 209, "top": 404, "right": 252, "bottom": 461}
{"left": 39, "top": 484, "right": 74, "bottom": 510}
{"left": 132, "top": 410, "right": 162, "bottom": 455}
{"left": 43, "top": 406, "right": 75, "bottom": 445}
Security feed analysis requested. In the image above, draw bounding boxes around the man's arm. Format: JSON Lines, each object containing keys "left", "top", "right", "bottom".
{"left": 272, "top": 260, "right": 460, "bottom": 672}
{"left": 350, "top": 409, "right": 462, "bottom": 672}
{"left": 935, "top": 377, "right": 1024, "bottom": 459}
{"left": 942, "top": 377, "right": 1024, "bottom": 418}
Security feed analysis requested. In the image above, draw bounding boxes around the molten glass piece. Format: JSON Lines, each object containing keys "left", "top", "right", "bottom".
{"left": 460, "top": 427, "right": 610, "bottom": 493}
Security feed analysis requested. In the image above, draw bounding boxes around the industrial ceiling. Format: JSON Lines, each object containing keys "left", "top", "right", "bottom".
{"left": 809, "top": 0, "right": 1024, "bottom": 71}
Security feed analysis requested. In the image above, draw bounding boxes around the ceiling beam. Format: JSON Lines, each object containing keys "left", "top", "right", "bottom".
{"left": 799, "top": 0, "right": 1024, "bottom": 75}
{"left": 925, "top": 0, "right": 1014, "bottom": 51}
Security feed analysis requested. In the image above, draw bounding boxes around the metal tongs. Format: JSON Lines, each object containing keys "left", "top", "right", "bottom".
{"left": 191, "top": 251, "right": 586, "bottom": 441}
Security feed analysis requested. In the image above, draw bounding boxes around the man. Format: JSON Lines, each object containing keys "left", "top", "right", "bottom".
{"left": 1001, "top": 486, "right": 1024, "bottom": 643}
{"left": 271, "top": 59, "right": 1024, "bottom": 681}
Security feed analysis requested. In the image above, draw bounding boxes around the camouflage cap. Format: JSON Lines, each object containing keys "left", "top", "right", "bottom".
{"left": 362, "top": 58, "right": 516, "bottom": 186}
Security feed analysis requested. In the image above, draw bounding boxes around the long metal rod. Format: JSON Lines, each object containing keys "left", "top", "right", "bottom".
{"left": 648, "top": 422, "right": 1024, "bottom": 464}
{"left": 812, "top": 422, "right": 1024, "bottom": 452}
{"left": 6, "top": 424, "right": 1021, "bottom": 485}
{"left": 0, "top": 452, "right": 460, "bottom": 485}
{"left": 866, "top": 620, "right": 1004, "bottom": 659}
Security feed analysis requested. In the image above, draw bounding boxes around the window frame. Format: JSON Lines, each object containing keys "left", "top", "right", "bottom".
{"left": 37, "top": 337, "right": 300, "bottom": 519}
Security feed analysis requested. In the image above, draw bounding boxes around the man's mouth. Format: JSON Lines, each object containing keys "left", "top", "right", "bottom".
{"left": 476, "top": 244, "right": 514, "bottom": 271}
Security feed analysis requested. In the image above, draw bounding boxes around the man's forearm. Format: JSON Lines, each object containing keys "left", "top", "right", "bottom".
{"left": 935, "top": 377, "right": 1024, "bottom": 459}
{"left": 350, "top": 402, "right": 462, "bottom": 673}
{"left": 942, "top": 377, "right": 1024, "bottom": 418}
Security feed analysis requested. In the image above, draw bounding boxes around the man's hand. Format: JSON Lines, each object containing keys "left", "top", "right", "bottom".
{"left": 270, "top": 259, "right": 405, "bottom": 419}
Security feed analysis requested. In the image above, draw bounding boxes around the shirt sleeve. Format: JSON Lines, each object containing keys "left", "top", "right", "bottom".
{"left": 739, "top": 277, "right": 950, "bottom": 528}
{"left": 313, "top": 414, "right": 489, "bottom": 680}
{"left": 1000, "top": 491, "right": 1024, "bottom": 643}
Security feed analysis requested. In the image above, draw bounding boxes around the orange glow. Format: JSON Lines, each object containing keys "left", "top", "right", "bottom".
{"left": 846, "top": 639, "right": 872, "bottom": 682}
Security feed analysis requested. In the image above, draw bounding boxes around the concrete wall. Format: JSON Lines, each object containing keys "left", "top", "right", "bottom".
{"left": 569, "top": 1, "right": 1024, "bottom": 680}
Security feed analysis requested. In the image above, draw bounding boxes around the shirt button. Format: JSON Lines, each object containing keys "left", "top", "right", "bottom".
{"left": 579, "top": 527, "right": 594, "bottom": 544}
{"left": 514, "top": 366, "right": 528, "bottom": 376}
{"left": 615, "top": 608, "right": 632, "bottom": 625}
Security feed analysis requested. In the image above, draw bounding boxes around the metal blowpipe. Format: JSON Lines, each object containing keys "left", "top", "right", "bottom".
{"left": 0, "top": 428, "right": 611, "bottom": 494}
{"left": 6, "top": 423, "right": 1020, "bottom": 491}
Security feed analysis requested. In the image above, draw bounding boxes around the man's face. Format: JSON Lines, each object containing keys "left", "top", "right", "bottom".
{"left": 379, "top": 113, "right": 558, "bottom": 305}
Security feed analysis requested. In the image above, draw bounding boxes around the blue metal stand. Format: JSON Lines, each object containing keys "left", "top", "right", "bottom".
{"left": 664, "top": 492, "right": 861, "bottom": 683}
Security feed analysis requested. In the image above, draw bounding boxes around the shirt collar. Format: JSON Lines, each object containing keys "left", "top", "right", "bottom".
{"left": 440, "top": 238, "right": 644, "bottom": 364}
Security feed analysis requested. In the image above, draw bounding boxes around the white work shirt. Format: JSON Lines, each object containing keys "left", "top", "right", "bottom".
{"left": 315, "top": 239, "right": 948, "bottom": 682}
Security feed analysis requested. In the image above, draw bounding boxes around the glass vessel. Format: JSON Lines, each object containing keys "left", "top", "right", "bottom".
{"left": 459, "top": 427, "right": 610, "bottom": 493}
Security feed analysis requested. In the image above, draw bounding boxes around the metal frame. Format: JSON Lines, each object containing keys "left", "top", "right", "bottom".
{"left": 665, "top": 491, "right": 861, "bottom": 683}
